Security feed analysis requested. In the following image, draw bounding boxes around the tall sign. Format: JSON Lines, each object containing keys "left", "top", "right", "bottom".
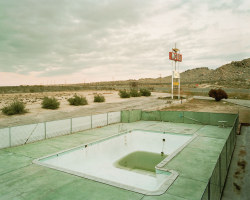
{"left": 169, "top": 52, "right": 182, "bottom": 62}
{"left": 169, "top": 44, "right": 182, "bottom": 99}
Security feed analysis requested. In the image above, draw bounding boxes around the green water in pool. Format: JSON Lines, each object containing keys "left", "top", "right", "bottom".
{"left": 115, "top": 151, "right": 167, "bottom": 173}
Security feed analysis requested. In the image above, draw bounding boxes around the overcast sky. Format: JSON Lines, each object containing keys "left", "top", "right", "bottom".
{"left": 0, "top": 0, "right": 249, "bottom": 86}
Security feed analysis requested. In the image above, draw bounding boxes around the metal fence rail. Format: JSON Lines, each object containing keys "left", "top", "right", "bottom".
{"left": 201, "top": 115, "right": 238, "bottom": 200}
{"left": 0, "top": 111, "right": 121, "bottom": 149}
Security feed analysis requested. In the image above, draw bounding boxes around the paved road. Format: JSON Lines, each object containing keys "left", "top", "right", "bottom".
{"left": 194, "top": 96, "right": 250, "bottom": 108}
{"left": 223, "top": 99, "right": 250, "bottom": 108}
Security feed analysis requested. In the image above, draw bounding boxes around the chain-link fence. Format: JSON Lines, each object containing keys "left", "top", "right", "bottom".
{"left": 0, "top": 111, "right": 121, "bottom": 149}
{"left": 201, "top": 115, "right": 238, "bottom": 200}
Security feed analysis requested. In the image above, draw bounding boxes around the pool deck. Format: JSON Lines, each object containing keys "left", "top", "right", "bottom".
{"left": 0, "top": 121, "right": 233, "bottom": 200}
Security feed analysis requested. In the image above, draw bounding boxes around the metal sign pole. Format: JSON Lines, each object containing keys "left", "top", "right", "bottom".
{"left": 171, "top": 71, "right": 174, "bottom": 99}
{"left": 169, "top": 43, "right": 182, "bottom": 100}
{"left": 178, "top": 76, "right": 180, "bottom": 99}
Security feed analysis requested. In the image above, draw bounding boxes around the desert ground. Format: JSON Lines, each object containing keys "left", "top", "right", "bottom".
{"left": 0, "top": 90, "right": 249, "bottom": 128}
{"left": 0, "top": 91, "right": 169, "bottom": 128}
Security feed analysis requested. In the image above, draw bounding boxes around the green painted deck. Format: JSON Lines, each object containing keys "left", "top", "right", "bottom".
{"left": 0, "top": 121, "right": 233, "bottom": 200}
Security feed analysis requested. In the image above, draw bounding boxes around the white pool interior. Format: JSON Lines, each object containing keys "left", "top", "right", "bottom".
{"left": 35, "top": 130, "right": 194, "bottom": 195}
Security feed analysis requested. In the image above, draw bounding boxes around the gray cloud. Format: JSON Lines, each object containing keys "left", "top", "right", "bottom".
{"left": 0, "top": 0, "right": 249, "bottom": 85}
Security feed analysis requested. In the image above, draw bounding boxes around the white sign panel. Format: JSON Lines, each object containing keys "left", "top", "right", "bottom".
{"left": 172, "top": 71, "right": 180, "bottom": 78}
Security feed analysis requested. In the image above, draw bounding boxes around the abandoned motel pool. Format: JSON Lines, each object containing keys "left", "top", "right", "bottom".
{"left": 34, "top": 129, "right": 195, "bottom": 195}
{"left": 0, "top": 110, "right": 238, "bottom": 199}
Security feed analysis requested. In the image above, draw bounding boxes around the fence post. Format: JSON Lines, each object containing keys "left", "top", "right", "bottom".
{"left": 9, "top": 127, "right": 11, "bottom": 147}
{"left": 120, "top": 111, "right": 122, "bottom": 123}
{"left": 44, "top": 122, "right": 47, "bottom": 139}
{"left": 219, "top": 155, "right": 221, "bottom": 193}
{"left": 128, "top": 110, "right": 130, "bottom": 123}
{"left": 208, "top": 180, "right": 210, "bottom": 200}
{"left": 70, "top": 118, "right": 73, "bottom": 133}
{"left": 91, "top": 114, "right": 93, "bottom": 129}
{"left": 226, "top": 140, "right": 227, "bottom": 169}
{"left": 107, "top": 112, "right": 109, "bottom": 125}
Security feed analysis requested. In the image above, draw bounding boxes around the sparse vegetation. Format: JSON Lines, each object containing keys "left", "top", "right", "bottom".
{"left": 140, "top": 88, "right": 151, "bottom": 96}
{"left": 2, "top": 100, "right": 27, "bottom": 115}
{"left": 68, "top": 94, "right": 88, "bottom": 106}
{"left": 42, "top": 97, "right": 60, "bottom": 109}
{"left": 119, "top": 90, "right": 131, "bottom": 98}
{"left": 208, "top": 89, "right": 228, "bottom": 101}
{"left": 130, "top": 81, "right": 138, "bottom": 89}
{"left": 130, "top": 89, "right": 141, "bottom": 97}
{"left": 94, "top": 94, "right": 105, "bottom": 102}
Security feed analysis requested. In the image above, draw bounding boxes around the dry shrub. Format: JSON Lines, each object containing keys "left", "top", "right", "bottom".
{"left": 68, "top": 94, "right": 88, "bottom": 106}
{"left": 2, "top": 100, "right": 27, "bottom": 115}
{"left": 42, "top": 97, "right": 60, "bottom": 109}
{"left": 208, "top": 89, "right": 228, "bottom": 101}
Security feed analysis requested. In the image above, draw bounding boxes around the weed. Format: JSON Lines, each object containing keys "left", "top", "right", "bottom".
{"left": 2, "top": 100, "right": 27, "bottom": 115}
{"left": 94, "top": 94, "right": 105, "bottom": 102}
{"left": 140, "top": 88, "right": 151, "bottom": 96}
{"left": 42, "top": 97, "right": 60, "bottom": 109}
{"left": 130, "top": 89, "right": 141, "bottom": 97}
{"left": 119, "top": 90, "right": 130, "bottom": 98}
{"left": 68, "top": 94, "right": 88, "bottom": 106}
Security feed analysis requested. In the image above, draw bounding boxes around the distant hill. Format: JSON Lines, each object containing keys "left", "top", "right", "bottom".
{"left": 0, "top": 58, "right": 249, "bottom": 94}
{"left": 139, "top": 58, "right": 250, "bottom": 88}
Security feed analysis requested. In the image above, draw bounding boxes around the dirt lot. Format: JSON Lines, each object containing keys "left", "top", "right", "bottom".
{"left": 0, "top": 91, "right": 249, "bottom": 128}
{"left": 161, "top": 99, "right": 250, "bottom": 124}
{"left": 0, "top": 91, "right": 168, "bottom": 128}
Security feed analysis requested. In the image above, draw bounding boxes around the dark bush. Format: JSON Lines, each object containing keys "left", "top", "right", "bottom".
{"left": 68, "top": 94, "right": 88, "bottom": 106}
{"left": 130, "top": 89, "right": 141, "bottom": 97}
{"left": 140, "top": 88, "right": 151, "bottom": 96}
{"left": 94, "top": 94, "right": 105, "bottom": 102}
{"left": 208, "top": 89, "right": 216, "bottom": 98}
{"left": 208, "top": 89, "right": 228, "bottom": 101}
{"left": 2, "top": 100, "right": 27, "bottom": 115}
{"left": 42, "top": 97, "right": 60, "bottom": 109}
{"left": 119, "top": 90, "right": 130, "bottom": 98}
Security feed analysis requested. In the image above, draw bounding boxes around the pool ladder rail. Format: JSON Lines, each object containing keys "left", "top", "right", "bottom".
{"left": 118, "top": 124, "right": 127, "bottom": 133}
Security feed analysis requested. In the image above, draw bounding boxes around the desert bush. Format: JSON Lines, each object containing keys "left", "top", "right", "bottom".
{"left": 2, "top": 100, "right": 27, "bottom": 115}
{"left": 208, "top": 89, "right": 217, "bottom": 98}
{"left": 68, "top": 94, "right": 88, "bottom": 106}
{"left": 42, "top": 97, "right": 60, "bottom": 109}
{"left": 119, "top": 90, "right": 130, "bottom": 98}
{"left": 140, "top": 88, "right": 151, "bottom": 96}
{"left": 208, "top": 89, "right": 228, "bottom": 101}
{"left": 130, "top": 89, "right": 141, "bottom": 97}
{"left": 94, "top": 94, "right": 105, "bottom": 102}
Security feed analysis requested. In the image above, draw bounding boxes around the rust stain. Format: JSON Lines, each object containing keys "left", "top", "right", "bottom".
{"left": 237, "top": 160, "right": 247, "bottom": 171}
{"left": 238, "top": 149, "right": 246, "bottom": 157}
{"left": 233, "top": 170, "right": 240, "bottom": 179}
{"left": 233, "top": 182, "right": 241, "bottom": 191}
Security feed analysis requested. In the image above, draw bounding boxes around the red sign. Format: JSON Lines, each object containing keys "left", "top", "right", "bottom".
{"left": 169, "top": 52, "right": 182, "bottom": 62}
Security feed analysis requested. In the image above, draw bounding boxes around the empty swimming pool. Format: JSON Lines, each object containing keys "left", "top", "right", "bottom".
{"left": 34, "top": 130, "right": 196, "bottom": 195}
